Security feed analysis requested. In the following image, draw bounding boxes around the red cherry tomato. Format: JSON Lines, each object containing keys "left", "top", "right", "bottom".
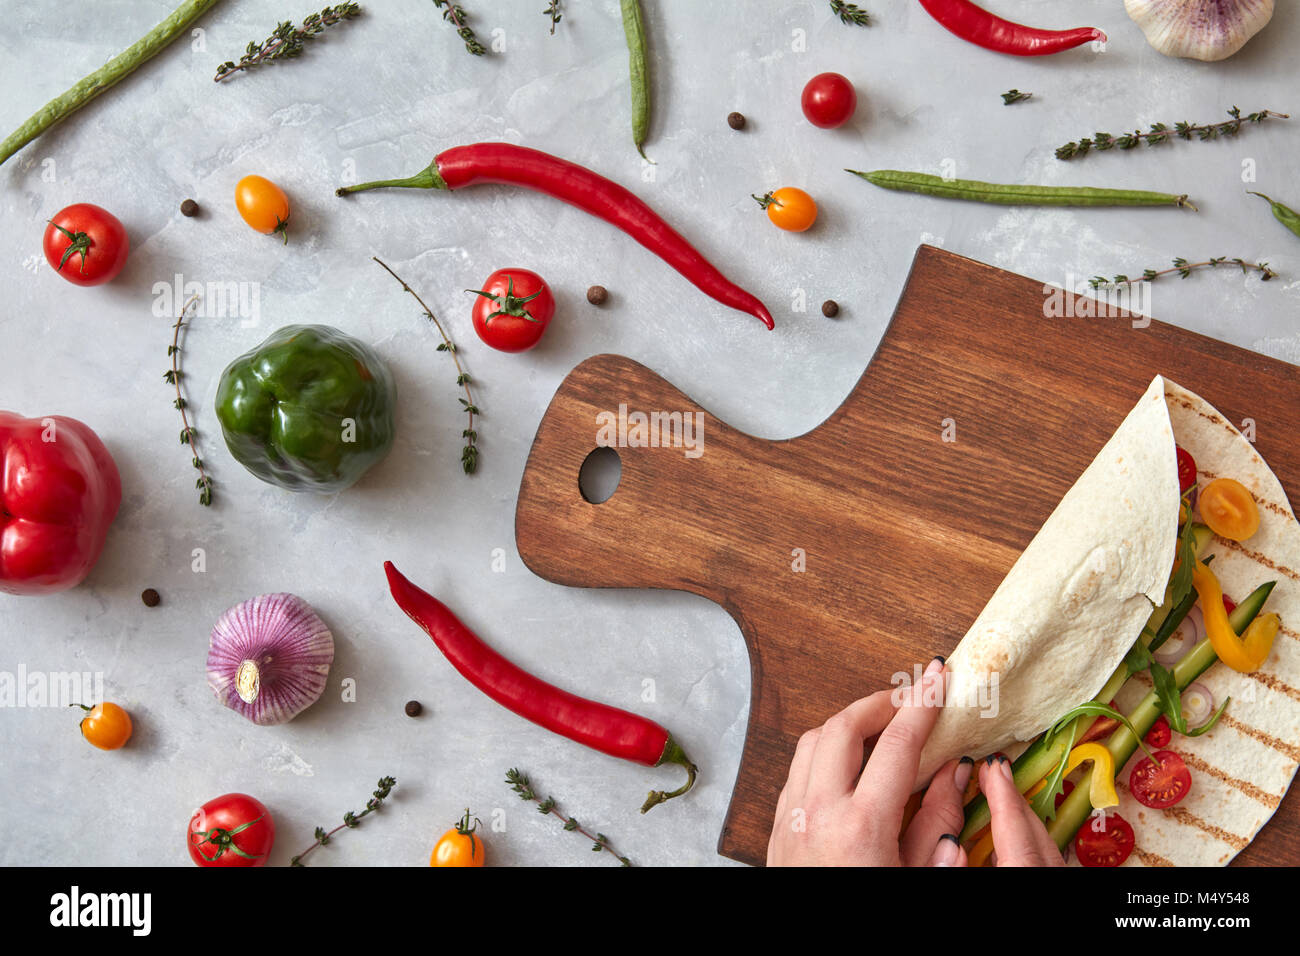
{"left": 1074, "top": 810, "right": 1135, "bottom": 867}
{"left": 1175, "top": 446, "right": 1197, "bottom": 494}
{"left": 1222, "top": 594, "right": 1237, "bottom": 615}
{"left": 43, "top": 203, "right": 129, "bottom": 286}
{"left": 469, "top": 269, "right": 555, "bottom": 353}
{"left": 1129, "top": 750, "right": 1192, "bottom": 810}
{"left": 187, "top": 793, "right": 275, "bottom": 867}
{"left": 801, "top": 72, "right": 857, "bottom": 129}
{"left": 1145, "top": 714, "right": 1172, "bottom": 748}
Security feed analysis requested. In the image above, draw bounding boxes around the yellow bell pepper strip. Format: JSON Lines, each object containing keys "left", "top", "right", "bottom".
{"left": 1064, "top": 742, "right": 1119, "bottom": 809}
{"left": 1193, "top": 561, "right": 1277, "bottom": 672}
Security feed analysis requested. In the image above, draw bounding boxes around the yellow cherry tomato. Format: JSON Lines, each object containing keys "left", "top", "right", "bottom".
{"left": 1199, "top": 477, "right": 1260, "bottom": 541}
{"left": 755, "top": 187, "right": 818, "bottom": 232}
{"left": 430, "top": 810, "right": 485, "bottom": 867}
{"left": 235, "top": 175, "right": 291, "bottom": 244}
{"left": 78, "top": 702, "right": 132, "bottom": 750}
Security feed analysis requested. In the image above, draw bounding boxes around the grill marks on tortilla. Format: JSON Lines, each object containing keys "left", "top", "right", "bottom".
{"left": 1177, "top": 751, "right": 1282, "bottom": 809}
{"left": 1131, "top": 846, "right": 1175, "bottom": 867}
{"left": 1117, "top": 779, "right": 1250, "bottom": 850}
{"left": 1210, "top": 534, "right": 1300, "bottom": 583}
{"left": 1218, "top": 713, "right": 1300, "bottom": 763}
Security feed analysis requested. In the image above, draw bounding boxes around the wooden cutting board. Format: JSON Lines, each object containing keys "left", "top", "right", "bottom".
{"left": 514, "top": 244, "right": 1300, "bottom": 867}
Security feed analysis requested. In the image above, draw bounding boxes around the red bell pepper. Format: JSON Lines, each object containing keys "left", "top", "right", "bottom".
{"left": 0, "top": 412, "right": 121, "bottom": 595}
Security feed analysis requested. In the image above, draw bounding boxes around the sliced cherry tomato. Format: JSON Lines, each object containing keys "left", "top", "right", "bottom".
{"left": 430, "top": 809, "right": 485, "bottom": 866}
{"left": 1055, "top": 779, "right": 1075, "bottom": 810}
{"left": 1199, "top": 478, "right": 1260, "bottom": 541}
{"left": 1222, "top": 594, "right": 1237, "bottom": 615}
{"left": 1074, "top": 810, "right": 1135, "bottom": 867}
{"left": 76, "top": 701, "right": 132, "bottom": 750}
{"left": 235, "top": 175, "right": 291, "bottom": 243}
{"left": 1175, "top": 446, "right": 1197, "bottom": 494}
{"left": 188, "top": 793, "right": 275, "bottom": 867}
{"left": 43, "top": 203, "right": 129, "bottom": 286}
{"left": 800, "top": 72, "right": 857, "bottom": 129}
{"left": 1145, "top": 714, "right": 1172, "bottom": 748}
{"left": 469, "top": 268, "right": 555, "bottom": 353}
{"left": 754, "top": 187, "right": 818, "bottom": 232}
{"left": 1129, "top": 750, "right": 1192, "bottom": 809}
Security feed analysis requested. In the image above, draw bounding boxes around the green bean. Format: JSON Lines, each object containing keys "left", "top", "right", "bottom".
{"left": 1248, "top": 191, "right": 1300, "bottom": 239}
{"left": 846, "top": 169, "right": 1197, "bottom": 210}
{"left": 0, "top": 0, "right": 224, "bottom": 168}
{"left": 620, "top": 0, "right": 651, "bottom": 161}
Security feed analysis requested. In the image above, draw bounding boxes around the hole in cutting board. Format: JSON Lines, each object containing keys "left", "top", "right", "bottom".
{"left": 579, "top": 446, "right": 621, "bottom": 503}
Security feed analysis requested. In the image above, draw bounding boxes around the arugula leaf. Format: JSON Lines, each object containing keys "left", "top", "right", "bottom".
{"left": 1048, "top": 701, "right": 1153, "bottom": 762}
{"left": 1186, "top": 696, "right": 1231, "bottom": 737}
{"left": 1168, "top": 497, "right": 1198, "bottom": 607}
{"left": 1125, "top": 633, "right": 1154, "bottom": 675}
{"left": 1030, "top": 721, "right": 1078, "bottom": 822}
{"left": 1150, "top": 660, "right": 1186, "bottom": 734}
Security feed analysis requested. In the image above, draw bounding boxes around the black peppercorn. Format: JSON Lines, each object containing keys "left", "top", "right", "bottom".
{"left": 404, "top": 700, "right": 422, "bottom": 717}
{"left": 180, "top": 199, "right": 199, "bottom": 217}
{"left": 586, "top": 285, "right": 608, "bottom": 306}
{"left": 727, "top": 112, "right": 746, "bottom": 130}
{"left": 141, "top": 588, "right": 161, "bottom": 607}
{"left": 821, "top": 299, "right": 840, "bottom": 318}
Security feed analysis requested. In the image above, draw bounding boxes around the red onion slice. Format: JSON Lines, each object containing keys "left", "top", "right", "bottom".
{"left": 1154, "top": 606, "right": 1203, "bottom": 666}
{"left": 1181, "top": 681, "right": 1214, "bottom": 727}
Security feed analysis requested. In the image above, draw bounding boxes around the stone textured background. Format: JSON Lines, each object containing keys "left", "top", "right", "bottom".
{"left": 0, "top": 0, "right": 1296, "bottom": 866}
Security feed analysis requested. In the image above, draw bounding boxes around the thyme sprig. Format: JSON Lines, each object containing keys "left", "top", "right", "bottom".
{"left": 1001, "top": 89, "right": 1032, "bottom": 106}
{"left": 506, "top": 768, "right": 632, "bottom": 866}
{"left": 291, "top": 776, "right": 396, "bottom": 866}
{"left": 433, "top": 0, "right": 486, "bottom": 55}
{"left": 215, "top": 4, "right": 363, "bottom": 82}
{"left": 373, "top": 257, "right": 481, "bottom": 474}
{"left": 1056, "top": 107, "right": 1288, "bottom": 160}
{"left": 1087, "top": 256, "right": 1278, "bottom": 289}
{"left": 544, "top": 0, "right": 561, "bottom": 34}
{"left": 163, "top": 294, "right": 212, "bottom": 507}
{"left": 830, "top": 1, "right": 871, "bottom": 25}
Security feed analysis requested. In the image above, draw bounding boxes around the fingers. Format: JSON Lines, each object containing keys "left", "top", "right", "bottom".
{"left": 856, "top": 657, "right": 946, "bottom": 819}
{"left": 901, "top": 757, "right": 973, "bottom": 866}
{"left": 780, "top": 727, "right": 821, "bottom": 810}
{"left": 928, "top": 833, "right": 968, "bottom": 868}
{"left": 981, "top": 757, "right": 1065, "bottom": 866}
{"left": 805, "top": 689, "right": 897, "bottom": 798}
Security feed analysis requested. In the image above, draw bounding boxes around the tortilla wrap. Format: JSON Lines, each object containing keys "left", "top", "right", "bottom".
{"left": 916, "top": 375, "right": 1300, "bottom": 866}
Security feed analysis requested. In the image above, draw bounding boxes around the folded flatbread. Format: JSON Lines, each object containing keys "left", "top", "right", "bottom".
{"left": 916, "top": 375, "right": 1300, "bottom": 866}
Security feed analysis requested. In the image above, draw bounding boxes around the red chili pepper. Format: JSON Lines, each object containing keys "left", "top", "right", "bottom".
{"left": 384, "top": 561, "right": 698, "bottom": 812}
{"left": 338, "top": 143, "right": 774, "bottom": 330}
{"left": 917, "top": 0, "right": 1105, "bottom": 56}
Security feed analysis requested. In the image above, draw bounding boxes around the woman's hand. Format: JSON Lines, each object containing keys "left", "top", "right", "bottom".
{"left": 767, "top": 656, "right": 1066, "bottom": 866}
{"left": 767, "top": 657, "right": 968, "bottom": 865}
{"left": 968, "top": 755, "right": 1067, "bottom": 867}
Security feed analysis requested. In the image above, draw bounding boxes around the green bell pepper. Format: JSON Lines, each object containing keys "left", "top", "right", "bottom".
{"left": 215, "top": 324, "right": 397, "bottom": 493}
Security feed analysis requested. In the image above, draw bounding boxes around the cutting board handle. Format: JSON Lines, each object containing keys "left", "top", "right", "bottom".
{"left": 515, "top": 353, "right": 764, "bottom": 601}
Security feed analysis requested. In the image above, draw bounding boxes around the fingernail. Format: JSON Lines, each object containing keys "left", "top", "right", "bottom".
{"left": 954, "top": 757, "right": 973, "bottom": 792}
{"left": 984, "top": 754, "right": 997, "bottom": 766}
{"left": 924, "top": 655, "right": 945, "bottom": 677}
{"left": 933, "top": 833, "right": 960, "bottom": 867}
{"left": 998, "top": 756, "right": 1014, "bottom": 781}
